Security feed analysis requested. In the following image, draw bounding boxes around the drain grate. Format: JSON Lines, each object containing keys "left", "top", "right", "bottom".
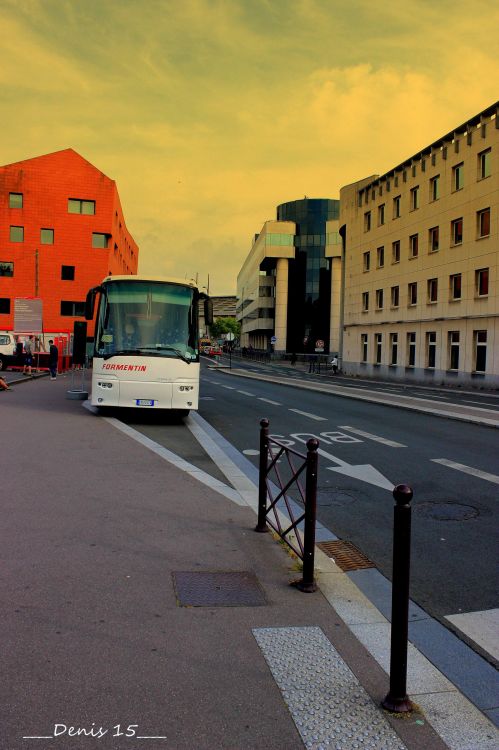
{"left": 172, "top": 571, "right": 267, "bottom": 607}
{"left": 317, "top": 540, "right": 375, "bottom": 572}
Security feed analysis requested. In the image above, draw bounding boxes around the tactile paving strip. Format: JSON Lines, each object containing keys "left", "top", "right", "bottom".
{"left": 317, "top": 540, "right": 375, "bottom": 571}
{"left": 173, "top": 570, "right": 267, "bottom": 607}
{"left": 253, "top": 626, "right": 407, "bottom": 750}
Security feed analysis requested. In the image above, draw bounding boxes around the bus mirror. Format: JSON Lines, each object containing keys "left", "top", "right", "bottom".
{"left": 204, "top": 298, "right": 214, "bottom": 326}
{"left": 85, "top": 287, "right": 100, "bottom": 320}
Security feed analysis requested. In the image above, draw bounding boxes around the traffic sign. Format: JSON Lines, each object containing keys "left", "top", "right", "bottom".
{"left": 270, "top": 335, "right": 277, "bottom": 344}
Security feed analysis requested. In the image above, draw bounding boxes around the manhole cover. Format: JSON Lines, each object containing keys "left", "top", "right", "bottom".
{"left": 172, "top": 571, "right": 267, "bottom": 607}
{"left": 414, "top": 502, "right": 479, "bottom": 521}
{"left": 317, "top": 540, "right": 375, "bottom": 571}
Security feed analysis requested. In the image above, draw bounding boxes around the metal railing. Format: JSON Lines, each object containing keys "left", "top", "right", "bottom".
{"left": 255, "top": 418, "right": 319, "bottom": 592}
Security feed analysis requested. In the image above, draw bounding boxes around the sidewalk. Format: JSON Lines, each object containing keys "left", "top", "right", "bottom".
{"left": 1, "top": 378, "right": 498, "bottom": 749}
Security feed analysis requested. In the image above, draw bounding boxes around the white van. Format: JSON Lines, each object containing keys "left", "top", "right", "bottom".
{"left": 0, "top": 332, "right": 16, "bottom": 370}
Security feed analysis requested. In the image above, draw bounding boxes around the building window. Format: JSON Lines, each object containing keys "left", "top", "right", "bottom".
{"left": 378, "top": 204, "right": 385, "bottom": 226}
{"left": 427, "top": 278, "right": 438, "bottom": 303}
{"left": 60, "top": 300, "right": 85, "bottom": 316}
{"left": 362, "top": 291, "right": 369, "bottom": 312}
{"left": 452, "top": 162, "right": 464, "bottom": 191}
{"left": 477, "top": 208, "right": 490, "bottom": 238}
{"left": 40, "top": 228, "right": 54, "bottom": 244}
{"left": 364, "top": 211, "right": 371, "bottom": 232}
{"left": 474, "top": 330, "right": 487, "bottom": 372}
{"left": 429, "top": 226, "right": 439, "bottom": 253}
{"left": 410, "top": 186, "right": 419, "bottom": 210}
{"left": 393, "top": 195, "right": 401, "bottom": 218}
{"left": 92, "top": 232, "right": 109, "bottom": 248}
{"left": 450, "top": 273, "right": 462, "bottom": 300}
{"left": 361, "top": 334, "right": 368, "bottom": 363}
{"left": 478, "top": 148, "right": 491, "bottom": 180}
{"left": 475, "top": 268, "right": 489, "bottom": 297}
{"left": 376, "top": 289, "right": 384, "bottom": 310}
{"left": 451, "top": 218, "right": 463, "bottom": 245}
{"left": 9, "top": 192, "right": 23, "bottom": 208}
{"left": 376, "top": 246, "right": 384, "bottom": 268}
{"left": 363, "top": 251, "right": 370, "bottom": 272}
{"left": 430, "top": 175, "right": 440, "bottom": 201}
{"left": 390, "top": 333, "right": 398, "bottom": 365}
{"left": 448, "top": 331, "right": 460, "bottom": 370}
{"left": 375, "top": 333, "right": 382, "bottom": 364}
{"left": 409, "top": 234, "right": 419, "bottom": 258}
{"left": 426, "top": 332, "right": 436, "bottom": 368}
{"left": 0, "top": 261, "right": 14, "bottom": 277}
{"left": 408, "top": 282, "right": 417, "bottom": 306}
{"left": 10, "top": 226, "right": 24, "bottom": 242}
{"left": 61, "top": 265, "right": 75, "bottom": 281}
{"left": 390, "top": 285, "right": 399, "bottom": 308}
{"left": 0, "top": 298, "right": 11, "bottom": 314}
{"left": 392, "top": 240, "right": 400, "bottom": 263}
{"left": 407, "top": 332, "right": 416, "bottom": 367}
{"left": 68, "top": 198, "right": 95, "bottom": 215}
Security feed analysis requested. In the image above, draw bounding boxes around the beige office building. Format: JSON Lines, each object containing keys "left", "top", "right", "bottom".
{"left": 340, "top": 102, "right": 498, "bottom": 388}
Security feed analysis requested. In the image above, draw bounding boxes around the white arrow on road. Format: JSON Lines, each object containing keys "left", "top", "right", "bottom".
{"left": 288, "top": 433, "right": 394, "bottom": 491}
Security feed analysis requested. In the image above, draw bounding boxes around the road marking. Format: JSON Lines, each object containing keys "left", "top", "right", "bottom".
{"left": 289, "top": 408, "right": 327, "bottom": 421}
{"left": 412, "top": 393, "right": 450, "bottom": 400}
{"left": 462, "top": 399, "right": 499, "bottom": 410}
{"left": 221, "top": 384, "right": 235, "bottom": 390}
{"left": 237, "top": 390, "right": 255, "bottom": 396}
{"left": 338, "top": 426, "right": 406, "bottom": 448}
{"left": 432, "top": 458, "right": 499, "bottom": 485}
{"left": 258, "top": 397, "right": 281, "bottom": 406}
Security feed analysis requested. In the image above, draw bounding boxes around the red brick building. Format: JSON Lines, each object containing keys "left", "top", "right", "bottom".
{"left": 0, "top": 148, "right": 138, "bottom": 335}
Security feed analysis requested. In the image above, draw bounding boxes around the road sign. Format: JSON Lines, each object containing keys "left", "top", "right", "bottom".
{"left": 226, "top": 332, "right": 235, "bottom": 341}
{"left": 315, "top": 339, "right": 324, "bottom": 352}
{"left": 270, "top": 336, "right": 277, "bottom": 344}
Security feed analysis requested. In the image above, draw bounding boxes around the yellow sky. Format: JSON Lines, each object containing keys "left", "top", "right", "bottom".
{"left": 1, "top": 0, "right": 498, "bottom": 294}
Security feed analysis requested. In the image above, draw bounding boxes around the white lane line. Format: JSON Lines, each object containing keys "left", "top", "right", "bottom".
{"left": 258, "top": 397, "right": 281, "bottom": 406}
{"left": 462, "top": 399, "right": 499, "bottom": 410}
{"left": 289, "top": 408, "right": 327, "bottom": 421}
{"left": 432, "top": 458, "right": 499, "bottom": 485}
{"left": 221, "top": 384, "right": 235, "bottom": 390}
{"left": 413, "top": 393, "right": 450, "bottom": 400}
{"left": 338, "top": 426, "right": 407, "bottom": 448}
{"left": 237, "top": 390, "right": 255, "bottom": 396}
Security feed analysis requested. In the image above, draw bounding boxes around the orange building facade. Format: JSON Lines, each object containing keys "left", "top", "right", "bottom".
{"left": 0, "top": 148, "right": 138, "bottom": 336}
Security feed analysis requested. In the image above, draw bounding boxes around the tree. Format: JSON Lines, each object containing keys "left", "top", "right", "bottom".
{"left": 209, "top": 317, "right": 240, "bottom": 339}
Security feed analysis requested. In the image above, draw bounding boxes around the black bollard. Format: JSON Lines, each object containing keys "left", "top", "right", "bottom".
{"left": 255, "top": 418, "right": 270, "bottom": 533}
{"left": 382, "top": 484, "right": 414, "bottom": 713}
{"left": 295, "top": 438, "right": 319, "bottom": 592}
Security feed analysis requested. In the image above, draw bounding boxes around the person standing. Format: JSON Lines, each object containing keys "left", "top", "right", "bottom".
{"left": 23, "top": 335, "right": 34, "bottom": 376}
{"left": 331, "top": 356, "right": 339, "bottom": 375}
{"left": 48, "top": 339, "right": 58, "bottom": 380}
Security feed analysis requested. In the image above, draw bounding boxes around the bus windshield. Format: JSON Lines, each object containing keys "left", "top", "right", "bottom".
{"left": 95, "top": 280, "right": 198, "bottom": 362}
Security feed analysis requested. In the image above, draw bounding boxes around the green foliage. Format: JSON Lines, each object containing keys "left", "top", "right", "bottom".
{"left": 209, "top": 317, "right": 240, "bottom": 338}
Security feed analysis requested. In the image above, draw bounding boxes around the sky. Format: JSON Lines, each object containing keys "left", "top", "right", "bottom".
{"left": 1, "top": 0, "right": 498, "bottom": 295}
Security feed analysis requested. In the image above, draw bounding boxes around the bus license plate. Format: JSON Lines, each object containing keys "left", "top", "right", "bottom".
{"left": 136, "top": 399, "right": 155, "bottom": 407}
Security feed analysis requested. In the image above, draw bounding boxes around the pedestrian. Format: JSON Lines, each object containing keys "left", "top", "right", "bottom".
{"left": 308, "top": 354, "right": 317, "bottom": 373}
{"left": 0, "top": 375, "right": 11, "bottom": 391}
{"left": 23, "top": 335, "right": 34, "bottom": 376}
{"left": 331, "top": 356, "right": 338, "bottom": 375}
{"left": 290, "top": 352, "right": 297, "bottom": 366}
{"left": 48, "top": 339, "right": 58, "bottom": 380}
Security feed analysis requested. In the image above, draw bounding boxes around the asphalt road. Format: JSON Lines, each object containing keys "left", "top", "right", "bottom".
{"left": 196, "top": 364, "right": 499, "bottom": 630}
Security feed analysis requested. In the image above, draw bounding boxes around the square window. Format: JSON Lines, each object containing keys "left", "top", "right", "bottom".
{"left": 378, "top": 204, "right": 385, "bottom": 226}
{"left": 61, "top": 265, "right": 75, "bottom": 281}
{"left": 92, "top": 233, "right": 109, "bottom": 248}
{"left": 40, "top": 228, "right": 54, "bottom": 244}
{"left": 430, "top": 175, "right": 440, "bottom": 201}
{"left": 393, "top": 195, "right": 401, "bottom": 219}
{"left": 390, "top": 285, "right": 399, "bottom": 308}
{"left": 452, "top": 163, "right": 464, "bottom": 191}
{"left": 364, "top": 211, "right": 371, "bottom": 232}
{"left": 408, "top": 282, "right": 417, "bottom": 306}
{"left": 9, "top": 192, "right": 23, "bottom": 208}
{"left": 363, "top": 251, "right": 370, "bottom": 272}
{"left": 0, "top": 261, "right": 14, "bottom": 277}
{"left": 376, "top": 246, "right": 384, "bottom": 268}
{"left": 478, "top": 149, "right": 491, "bottom": 180}
{"left": 376, "top": 289, "right": 384, "bottom": 309}
{"left": 10, "top": 226, "right": 24, "bottom": 242}
{"left": 450, "top": 273, "right": 462, "bottom": 300}
{"left": 392, "top": 240, "right": 400, "bottom": 263}
{"left": 429, "top": 226, "right": 439, "bottom": 253}
{"left": 451, "top": 218, "right": 463, "bottom": 245}
{"left": 427, "top": 278, "right": 438, "bottom": 303}
{"left": 60, "top": 300, "right": 85, "bottom": 316}
{"left": 409, "top": 234, "right": 419, "bottom": 258}
{"left": 475, "top": 268, "right": 489, "bottom": 297}
{"left": 68, "top": 198, "right": 95, "bottom": 215}
{"left": 410, "top": 186, "right": 419, "bottom": 210}
{"left": 0, "top": 298, "right": 11, "bottom": 314}
{"left": 477, "top": 208, "right": 490, "bottom": 238}
{"left": 362, "top": 291, "right": 369, "bottom": 311}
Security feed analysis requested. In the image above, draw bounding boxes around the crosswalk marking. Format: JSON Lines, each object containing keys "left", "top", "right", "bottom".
{"left": 338, "top": 426, "right": 406, "bottom": 447}
{"left": 432, "top": 458, "right": 499, "bottom": 485}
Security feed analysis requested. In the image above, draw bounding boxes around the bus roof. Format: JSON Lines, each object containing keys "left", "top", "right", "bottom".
{"left": 101, "top": 275, "right": 198, "bottom": 289}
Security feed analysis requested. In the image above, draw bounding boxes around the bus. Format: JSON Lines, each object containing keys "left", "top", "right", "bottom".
{"left": 85, "top": 275, "right": 213, "bottom": 414}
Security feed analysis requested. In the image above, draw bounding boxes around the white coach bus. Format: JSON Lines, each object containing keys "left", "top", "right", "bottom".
{"left": 85, "top": 275, "right": 212, "bottom": 414}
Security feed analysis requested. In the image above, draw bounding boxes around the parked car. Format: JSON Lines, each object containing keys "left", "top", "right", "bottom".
{"left": 208, "top": 345, "right": 222, "bottom": 357}
{"left": 0, "top": 333, "right": 16, "bottom": 370}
